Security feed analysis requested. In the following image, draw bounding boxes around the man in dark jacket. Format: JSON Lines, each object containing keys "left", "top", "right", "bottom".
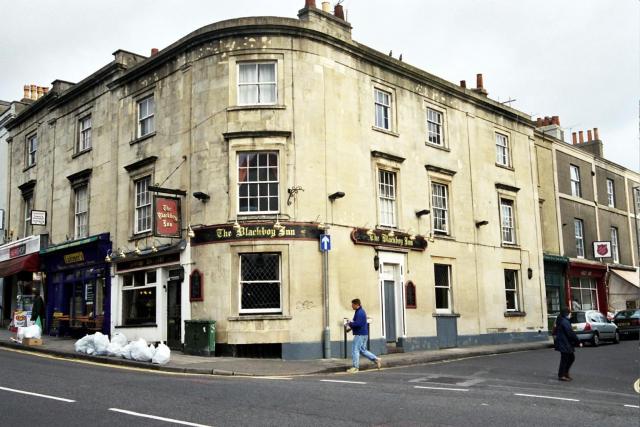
{"left": 346, "top": 298, "right": 381, "bottom": 373}
{"left": 554, "top": 307, "right": 582, "bottom": 381}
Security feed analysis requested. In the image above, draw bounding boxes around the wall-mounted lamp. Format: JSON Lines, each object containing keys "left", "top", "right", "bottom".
{"left": 187, "top": 224, "right": 195, "bottom": 238}
{"left": 119, "top": 248, "right": 126, "bottom": 258}
{"left": 193, "top": 191, "right": 210, "bottom": 202}
{"left": 373, "top": 253, "right": 380, "bottom": 271}
{"left": 104, "top": 250, "right": 113, "bottom": 263}
{"left": 475, "top": 220, "right": 489, "bottom": 228}
{"left": 527, "top": 268, "right": 533, "bottom": 279}
{"left": 328, "top": 191, "right": 345, "bottom": 201}
{"left": 151, "top": 244, "right": 158, "bottom": 253}
{"left": 415, "top": 209, "right": 430, "bottom": 218}
{"left": 135, "top": 244, "right": 141, "bottom": 255}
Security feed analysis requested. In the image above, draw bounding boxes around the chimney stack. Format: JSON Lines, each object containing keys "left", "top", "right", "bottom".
{"left": 151, "top": 48, "right": 159, "bottom": 56}
{"left": 23, "top": 85, "right": 30, "bottom": 99}
{"left": 321, "top": 1, "right": 330, "bottom": 12}
{"left": 473, "top": 73, "right": 488, "bottom": 96}
{"left": 593, "top": 128, "right": 599, "bottom": 140}
{"left": 30, "top": 85, "right": 37, "bottom": 100}
{"left": 578, "top": 130, "right": 584, "bottom": 144}
{"left": 552, "top": 116, "right": 560, "bottom": 126}
{"left": 460, "top": 80, "right": 466, "bottom": 88}
{"left": 572, "top": 132, "right": 577, "bottom": 145}
{"left": 334, "top": 3, "right": 345, "bottom": 19}
{"left": 304, "top": 0, "right": 316, "bottom": 7}
{"left": 587, "top": 130, "right": 593, "bottom": 141}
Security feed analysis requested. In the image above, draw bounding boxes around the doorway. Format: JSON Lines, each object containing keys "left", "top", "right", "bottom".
{"left": 166, "top": 278, "right": 182, "bottom": 350}
{"left": 379, "top": 252, "right": 405, "bottom": 346}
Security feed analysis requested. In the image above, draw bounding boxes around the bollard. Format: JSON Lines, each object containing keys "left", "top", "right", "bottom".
{"left": 367, "top": 316, "right": 372, "bottom": 351}
{"left": 343, "top": 318, "right": 349, "bottom": 359}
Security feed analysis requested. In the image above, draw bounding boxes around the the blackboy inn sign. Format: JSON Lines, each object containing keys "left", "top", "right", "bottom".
{"left": 191, "top": 222, "right": 322, "bottom": 245}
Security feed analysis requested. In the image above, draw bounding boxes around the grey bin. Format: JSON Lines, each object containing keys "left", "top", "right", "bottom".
{"left": 184, "top": 320, "right": 216, "bottom": 356}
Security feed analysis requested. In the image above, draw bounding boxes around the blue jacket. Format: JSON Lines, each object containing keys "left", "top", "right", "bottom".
{"left": 554, "top": 315, "right": 579, "bottom": 353}
{"left": 349, "top": 307, "right": 369, "bottom": 335}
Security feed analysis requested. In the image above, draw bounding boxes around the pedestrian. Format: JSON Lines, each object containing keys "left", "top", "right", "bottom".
{"left": 346, "top": 298, "right": 381, "bottom": 373}
{"left": 554, "top": 307, "right": 582, "bottom": 381}
{"left": 31, "top": 288, "right": 45, "bottom": 330}
{"left": 571, "top": 298, "right": 581, "bottom": 312}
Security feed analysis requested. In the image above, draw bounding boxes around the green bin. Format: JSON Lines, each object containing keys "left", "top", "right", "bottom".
{"left": 184, "top": 320, "right": 216, "bottom": 356}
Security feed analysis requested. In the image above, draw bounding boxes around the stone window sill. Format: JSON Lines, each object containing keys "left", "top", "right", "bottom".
{"left": 504, "top": 311, "right": 526, "bottom": 317}
{"left": 432, "top": 313, "right": 460, "bottom": 318}
{"left": 227, "top": 104, "right": 286, "bottom": 112}
{"left": 371, "top": 126, "right": 399, "bottom": 137}
{"left": 72, "top": 148, "right": 92, "bottom": 159}
{"left": 130, "top": 131, "right": 156, "bottom": 145}
{"left": 115, "top": 324, "right": 158, "bottom": 329}
{"left": 228, "top": 315, "right": 292, "bottom": 321}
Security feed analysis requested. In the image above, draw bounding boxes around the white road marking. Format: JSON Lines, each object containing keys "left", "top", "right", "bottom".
{"left": 624, "top": 404, "right": 639, "bottom": 409}
{"left": 320, "top": 379, "right": 367, "bottom": 385}
{"left": 414, "top": 386, "right": 469, "bottom": 392}
{"left": 514, "top": 393, "right": 579, "bottom": 402}
{"left": 109, "top": 408, "right": 212, "bottom": 427}
{"left": 251, "top": 376, "right": 292, "bottom": 380}
{"left": 0, "top": 386, "right": 75, "bottom": 402}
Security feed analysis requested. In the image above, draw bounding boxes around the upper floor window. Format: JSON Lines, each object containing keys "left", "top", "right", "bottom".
{"left": 74, "top": 185, "right": 89, "bottom": 239}
{"left": 134, "top": 176, "right": 152, "bottom": 234}
{"left": 26, "top": 134, "right": 37, "bottom": 167}
{"left": 240, "top": 252, "right": 281, "bottom": 314}
{"left": 238, "top": 152, "right": 279, "bottom": 214}
{"left": 238, "top": 63, "right": 276, "bottom": 105}
{"left": 22, "top": 194, "right": 33, "bottom": 238}
{"left": 500, "top": 198, "right": 515, "bottom": 244}
{"left": 504, "top": 269, "right": 520, "bottom": 311}
{"left": 495, "top": 133, "right": 510, "bottom": 167}
{"left": 570, "top": 165, "right": 581, "bottom": 197}
{"left": 611, "top": 227, "right": 619, "bottom": 264}
{"left": 635, "top": 188, "right": 640, "bottom": 214}
{"left": 374, "top": 88, "right": 391, "bottom": 130}
{"left": 427, "top": 108, "right": 444, "bottom": 146}
{"left": 137, "top": 96, "right": 155, "bottom": 137}
{"left": 574, "top": 218, "right": 585, "bottom": 258}
{"left": 378, "top": 169, "right": 397, "bottom": 227}
{"left": 78, "top": 115, "right": 92, "bottom": 152}
{"left": 431, "top": 182, "right": 449, "bottom": 234}
{"left": 606, "top": 179, "right": 615, "bottom": 207}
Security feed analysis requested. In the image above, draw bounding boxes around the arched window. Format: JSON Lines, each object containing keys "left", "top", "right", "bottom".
{"left": 405, "top": 281, "right": 416, "bottom": 309}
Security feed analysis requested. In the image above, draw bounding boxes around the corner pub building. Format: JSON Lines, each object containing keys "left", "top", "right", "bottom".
{"left": 3, "top": 2, "right": 548, "bottom": 359}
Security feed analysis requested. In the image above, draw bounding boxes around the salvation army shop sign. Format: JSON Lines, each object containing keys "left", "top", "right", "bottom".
{"left": 153, "top": 196, "right": 181, "bottom": 238}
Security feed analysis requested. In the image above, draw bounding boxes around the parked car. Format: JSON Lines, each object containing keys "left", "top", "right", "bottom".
{"left": 569, "top": 310, "right": 619, "bottom": 346}
{"left": 613, "top": 309, "right": 640, "bottom": 339}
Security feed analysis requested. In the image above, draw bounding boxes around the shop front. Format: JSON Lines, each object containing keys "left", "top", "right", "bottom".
{"left": 40, "top": 233, "right": 112, "bottom": 336}
{"left": 543, "top": 254, "right": 568, "bottom": 331}
{"left": 0, "top": 235, "right": 45, "bottom": 329}
{"left": 568, "top": 259, "right": 608, "bottom": 315}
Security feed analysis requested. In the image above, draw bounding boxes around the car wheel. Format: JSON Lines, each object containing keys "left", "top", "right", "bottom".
{"left": 613, "top": 331, "right": 620, "bottom": 344}
{"left": 591, "top": 333, "right": 600, "bottom": 347}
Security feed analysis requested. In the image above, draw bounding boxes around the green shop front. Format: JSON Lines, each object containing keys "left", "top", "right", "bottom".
{"left": 543, "top": 254, "right": 568, "bottom": 331}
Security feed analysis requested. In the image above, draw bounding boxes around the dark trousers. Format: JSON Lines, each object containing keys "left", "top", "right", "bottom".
{"left": 558, "top": 352, "right": 575, "bottom": 378}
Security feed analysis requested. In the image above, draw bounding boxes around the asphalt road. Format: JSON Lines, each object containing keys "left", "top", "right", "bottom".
{"left": 0, "top": 340, "right": 637, "bottom": 426}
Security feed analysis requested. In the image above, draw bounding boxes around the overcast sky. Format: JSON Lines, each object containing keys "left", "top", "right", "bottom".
{"left": 1, "top": 0, "right": 638, "bottom": 171}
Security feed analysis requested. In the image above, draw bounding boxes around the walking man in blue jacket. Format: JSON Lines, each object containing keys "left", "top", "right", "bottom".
{"left": 346, "top": 298, "right": 381, "bottom": 373}
{"left": 555, "top": 307, "right": 582, "bottom": 381}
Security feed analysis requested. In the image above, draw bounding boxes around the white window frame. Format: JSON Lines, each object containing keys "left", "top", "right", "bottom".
{"left": 574, "top": 218, "right": 585, "bottom": 258}
{"left": 237, "top": 151, "right": 279, "bottom": 214}
{"left": 378, "top": 169, "right": 397, "bottom": 227}
{"left": 74, "top": 185, "right": 89, "bottom": 239}
{"left": 635, "top": 188, "right": 640, "bottom": 214}
{"left": 426, "top": 108, "right": 444, "bottom": 146}
{"left": 374, "top": 88, "right": 391, "bottom": 130}
{"left": 239, "top": 253, "right": 282, "bottom": 314}
{"left": 434, "top": 264, "right": 452, "bottom": 313}
{"left": 237, "top": 62, "right": 277, "bottom": 106}
{"left": 570, "top": 165, "right": 581, "bottom": 197}
{"left": 78, "top": 115, "right": 92, "bottom": 152}
{"left": 500, "top": 198, "right": 516, "bottom": 244}
{"left": 121, "top": 270, "right": 158, "bottom": 326}
{"left": 611, "top": 226, "right": 619, "bottom": 264}
{"left": 570, "top": 277, "right": 598, "bottom": 311}
{"left": 431, "top": 182, "right": 449, "bottom": 234}
{"left": 504, "top": 269, "right": 520, "bottom": 312}
{"left": 134, "top": 176, "right": 152, "bottom": 234}
{"left": 26, "top": 133, "right": 37, "bottom": 167}
{"left": 23, "top": 195, "right": 33, "bottom": 238}
{"left": 137, "top": 96, "right": 155, "bottom": 138}
{"left": 495, "top": 133, "right": 510, "bottom": 167}
{"left": 606, "top": 179, "right": 615, "bottom": 207}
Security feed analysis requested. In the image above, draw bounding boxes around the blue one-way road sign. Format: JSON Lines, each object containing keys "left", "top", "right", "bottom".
{"left": 320, "top": 234, "right": 331, "bottom": 252}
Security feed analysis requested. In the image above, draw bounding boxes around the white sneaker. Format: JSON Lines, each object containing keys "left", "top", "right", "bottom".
{"left": 346, "top": 367, "right": 359, "bottom": 373}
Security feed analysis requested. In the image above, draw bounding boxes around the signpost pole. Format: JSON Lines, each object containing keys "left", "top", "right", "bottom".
{"left": 322, "top": 248, "right": 331, "bottom": 359}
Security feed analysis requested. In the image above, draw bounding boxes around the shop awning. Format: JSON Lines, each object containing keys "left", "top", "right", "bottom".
{"left": 609, "top": 268, "right": 640, "bottom": 289}
{"left": 0, "top": 253, "right": 40, "bottom": 277}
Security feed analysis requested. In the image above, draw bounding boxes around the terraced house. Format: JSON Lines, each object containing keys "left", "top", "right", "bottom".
{"left": 1, "top": 2, "right": 550, "bottom": 359}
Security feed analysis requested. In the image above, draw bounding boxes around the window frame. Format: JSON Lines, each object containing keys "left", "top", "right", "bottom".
{"left": 237, "top": 151, "right": 280, "bottom": 215}
{"left": 504, "top": 269, "right": 520, "bottom": 312}
{"left": 74, "top": 184, "right": 89, "bottom": 239}
{"left": 574, "top": 218, "right": 585, "bottom": 258}
{"left": 606, "top": 178, "right": 615, "bottom": 207}
{"left": 22, "top": 194, "right": 33, "bottom": 238}
{"left": 500, "top": 198, "right": 516, "bottom": 244}
{"left": 431, "top": 182, "right": 449, "bottom": 234}
{"left": 570, "top": 277, "right": 598, "bottom": 311}
{"left": 77, "top": 114, "right": 92, "bottom": 153}
{"left": 237, "top": 62, "right": 278, "bottom": 106}
{"left": 137, "top": 95, "right": 155, "bottom": 138}
{"left": 570, "top": 164, "right": 582, "bottom": 197}
{"left": 610, "top": 226, "right": 619, "bottom": 264}
{"left": 495, "top": 132, "right": 510, "bottom": 167}
{"left": 374, "top": 88, "right": 392, "bottom": 131}
{"left": 134, "top": 175, "right": 152, "bottom": 234}
{"left": 426, "top": 107, "right": 444, "bottom": 147}
{"left": 239, "top": 252, "right": 282, "bottom": 314}
{"left": 121, "top": 270, "right": 158, "bottom": 326}
{"left": 378, "top": 168, "right": 397, "bottom": 227}
{"left": 434, "top": 264, "right": 452, "bottom": 313}
{"left": 26, "top": 133, "right": 37, "bottom": 167}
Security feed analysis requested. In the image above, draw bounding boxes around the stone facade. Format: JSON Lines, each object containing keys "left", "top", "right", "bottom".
{"left": 2, "top": 5, "right": 549, "bottom": 358}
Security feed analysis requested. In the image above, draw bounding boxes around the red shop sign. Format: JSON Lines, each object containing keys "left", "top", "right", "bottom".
{"left": 153, "top": 196, "right": 182, "bottom": 238}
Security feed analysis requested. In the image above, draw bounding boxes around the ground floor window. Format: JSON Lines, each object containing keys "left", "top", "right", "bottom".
{"left": 504, "top": 269, "right": 519, "bottom": 311}
{"left": 570, "top": 277, "right": 598, "bottom": 310}
{"left": 545, "top": 286, "right": 560, "bottom": 314}
{"left": 240, "top": 253, "right": 281, "bottom": 314}
{"left": 434, "top": 264, "right": 452, "bottom": 313}
{"left": 122, "top": 270, "right": 157, "bottom": 325}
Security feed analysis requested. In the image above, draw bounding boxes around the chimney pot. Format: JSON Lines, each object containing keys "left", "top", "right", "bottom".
{"left": 476, "top": 73, "right": 484, "bottom": 89}
{"left": 593, "top": 128, "right": 599, "bottom": 140}
{"left": 23, "top": 85, "right": 30, "bottom": 99}
{"left": 460, "top": 80, "right": 466, "bottom": 88}
{"left": 37, "top": 86, "right": 44, "bottom": 98}
{"left": 552, "top": 115, "right": 560, "bottom": 126}
{"left": 151, "top": 48, "right": 159, "bottom": 56}
{"left": 587, "top": 130, "right": 593, "bottom": 141}
{"left": 334, "top": 3, "right": 345, "bottom": 19}
{"left": 321, "top": 1, "right": 330, "bottom": 12}
{"left": 579, "top": 130, "right": 584, "bottom": 144}
{"left": 304, "top": 0, "right": 316, "bottom": 8}
{"left": 572, "top": 132, "right": 577, "bottom": 145}
{"left": 536, "top": 118, "right": 543, "bottom": 127}
{"left": 30, "top": 84, "right": 37, "bottom": 100}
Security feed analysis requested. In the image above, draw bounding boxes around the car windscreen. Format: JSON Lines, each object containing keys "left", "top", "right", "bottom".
{"left": 615, "top": 310, "right": 640, "bottom": 319}
{"left": 570, "top": 312, "right": 586, "bottom": 323}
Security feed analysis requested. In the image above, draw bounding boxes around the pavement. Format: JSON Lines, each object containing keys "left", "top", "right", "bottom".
{"left": 0, "top": 327, "right": 553, "bottom": 377}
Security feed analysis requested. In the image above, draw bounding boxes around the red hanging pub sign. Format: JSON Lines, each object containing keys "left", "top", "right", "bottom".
{"left": 153, "top": 196, "right": 182, "bottom": 238}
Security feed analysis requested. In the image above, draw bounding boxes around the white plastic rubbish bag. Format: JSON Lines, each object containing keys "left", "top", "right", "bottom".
{"left": 74, "top": 335, "right": 94, "bottom": 354}
{"left": 152, "top": 343, "right": 171, "bottom": 365}
{"left": 120, "top": 342, "right": 134, "bottom": 360}
{"left": 93, "top": 332, "right": 110, "bottom": 356}
{"left": 111, "top": 332, "right": 127, "bottom": 347}
{"left": 106, "top": 341, "right": 122, "bottom": 357}
{"left": 130, "top": 338, "right": 154, "bottom": 362}
{"left": 16, "top": 327, "right": 25, "bottom": 341}
{"left": 23, "top": 324, "right": 41, "bottom": 339}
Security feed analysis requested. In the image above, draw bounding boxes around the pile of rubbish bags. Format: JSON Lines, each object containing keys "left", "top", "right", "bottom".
{"left": 74, "top": 332, "right": 170, "bottom": 365}
{"left": 13, "top": 324, "right": 43, "bottom": 342}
